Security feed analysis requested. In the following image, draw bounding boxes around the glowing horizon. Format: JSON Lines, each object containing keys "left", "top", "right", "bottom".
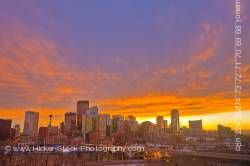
{"left": 1, "top": 106, "right": 250, "bottom": 131}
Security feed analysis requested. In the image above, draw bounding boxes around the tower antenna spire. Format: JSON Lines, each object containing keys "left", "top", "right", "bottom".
{"left": 49, "top": 114, "right": 53, "bottom": 127}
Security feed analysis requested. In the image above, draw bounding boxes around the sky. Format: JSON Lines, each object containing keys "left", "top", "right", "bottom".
{"left": 0, "top": 0, "right": 249, "bottom": 130}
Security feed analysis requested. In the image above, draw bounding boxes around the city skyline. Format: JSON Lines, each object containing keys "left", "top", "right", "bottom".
{"left": 2, "top": 101, "right": 243, "bottom": 132}
{"left": 1, "top": 105, "right": 233, "bottom": 142}
{"left": 0, "top": 1, "right": 250, "bottom": 130}
{"left": 2, "top": 98, "right": 250, "bottom": 130}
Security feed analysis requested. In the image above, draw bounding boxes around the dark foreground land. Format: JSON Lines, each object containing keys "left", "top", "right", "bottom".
{"left": 1, "top": 152, "right": 250, "bottom": 166}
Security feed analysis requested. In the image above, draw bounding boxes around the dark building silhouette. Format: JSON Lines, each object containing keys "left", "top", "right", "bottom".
{"left": 189, "top": 120, "right": 203, "bottom": 136}
{"left": 164, "top": 120, "right": 168, "bottom": 133}
{"left": 217, "top": 124, "right": 233, "bottom": 139}
{"left": 156, "top": 116, "right": 164, "bottom": 136}
{"left": 77, "top": 100, "right": 89, "bottom": 130}
{"left": 127, "top": 115, "right": 136, "bottom": 121}
{"left": 139, "top": 121, "right": 157, "bottom": 143}
{"left": 38, "top": 127, "right": 49, "bottom": 144}
{"left": 23, "top": 111, "right": 39, "bottom": 137}
{"left": 64, "top": 112, "right": 76, "bottom": 136}
{"left": 170, "top": 109, "right": 180, "bottom": 134}
{"left": 0, "top": 119, "right": 12, "bottom": 141}
{"left": 14, "top": 124, "right": 21, "bottom": 137}
{"left": 10, "top": 128, "right": 16, "bottom": 139}
{"left": 189, "top": 120, "right": 202, "bottom": 130}
{"left": 60, "top": 122, "right": 64, "bottom": 133}
{"left": 112, "top": 115, "right": 124, "bottom": 133}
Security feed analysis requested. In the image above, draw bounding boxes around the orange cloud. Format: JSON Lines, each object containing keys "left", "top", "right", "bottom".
{"left": 0, "top": 26, "right": 118, "bottom": 106}
{"left": 242, "top": 64, "right": 250, "bottom": 84}
{"left": 183, "top": 44, "right": 216, "bottom": 72}
{"left": 153, "top": 67, "right": 177, "bottom": 76}
{"left": 99, "top": 93, "right": 250, "bottom": 117}
{"left": 182, "top": 22, "right": 221, "bottom": 72}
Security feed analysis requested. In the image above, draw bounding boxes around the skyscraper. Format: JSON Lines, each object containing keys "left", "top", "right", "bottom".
{"left": 77, "top": 100, "right": 89, "bottom": 130}
{"left": 189, "top": 120, "right": 203, "bottom": 136}
{"left": 82, "top": 114, "right": 93, "bottom": 141}
{"left": 86, "top": 106, "right": 99, "bottom": 116}
{"left": 156, "top": 116, "right": 164, "bottom": 135}
{"left": 217, "top": 124, "right": 232, "bottom": 138}
{"left": 96, "top": 114, "right": 110, "bottom": 139}
{"left": 127, "top": 115, "right": 136, "bottom": 121}
{"left": 23, "top": 111, "right": 39, "bottom": 137}
{"left": 38, "top": 127, "right": 48, "bottom": 144}
{"left": 64, "top": 112, "right": 76, "bottom": 136}
{"left": 164, "top": 120, "right": 168, "bottom": 133}
{"left": 112, "top": 115, "right": 124, "bottom": 133}
{"left": 170, "top": 109, "right": 180, "bottom": 134}
{"left": 140, "top": 121, "right": 157, "bottom": 142}
{"left": 14, "top": 124, "right": 21, "bottom": 137}
{"left": 127, "top": 115, "right": 138, "bottom": 134}
{"left": 0, "top": 119, "right": 12, "bottom": 141}
{"left": 189, "top": 120, "right": 202, "bottom": 131}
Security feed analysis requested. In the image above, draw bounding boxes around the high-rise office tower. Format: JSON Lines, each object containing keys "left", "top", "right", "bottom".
{"left": 14, "top": 124, "right": 21, "bottom": 137}
{"left": 38, "top": 127, "right": 48, "bottom": 144}
{"left": 82, "top": 114, "right": 93, "bottom": 140}
{"left": 77, "top": 100, "right": 89, "bottom": 130}
{"left": 64, "top": 112, "right": 76, "bottom": 136}
{"left": 127, "top": 115, "right": 138, "bottom": 134}
{"left": 59, "top": 122, "right": 64, "bottom": 133}
{"left": 0, "top": 119, "right": 12, "bottom": 141}
{"left": 86, "top": 106, "right": 99, "bottom": 116}
{"left": 189, "top": 120, "right": 202, "bottom": 131}
{"left": 170, "top": 109, "right": 180, "bottom": 134}
{"left": 97, "top": 114, "right": 110, "bottom": 139}
{"left": 164, "top": 120, "right": 168, "bottom": 133}
{"left": 189, "top": 119, "right": 203, "bottom": 136}
{"left": 156, "top": 116, "right": 165, "bottom": 136}
{"left": 112, "top": 115, "right": 124, "bottom": 133}
{"left": 127, "top": 115, "right": 136, "bottom": 121}
{"left": 23, "top": 111, "right": 39, "bottom": 137}
{"left": 217, "top": 124, "right": 232, "bottom": 138}
{"left": 140, "top": 121, "right": 156, "bottom": 142}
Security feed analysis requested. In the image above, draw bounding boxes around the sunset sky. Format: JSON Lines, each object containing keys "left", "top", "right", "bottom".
{"left": 0, "top": 0, "right": 249, "bottom": 130}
